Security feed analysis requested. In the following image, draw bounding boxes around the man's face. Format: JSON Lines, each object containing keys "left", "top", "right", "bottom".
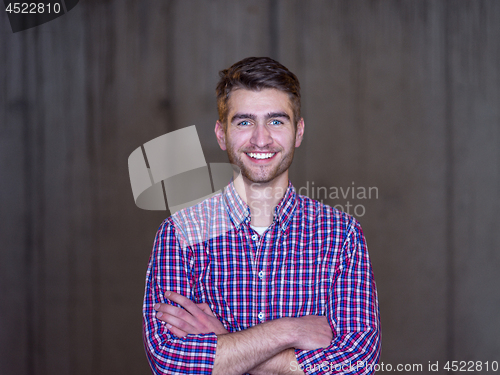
{"left": 215, "top": 88, "right": 304, "bottom": 184}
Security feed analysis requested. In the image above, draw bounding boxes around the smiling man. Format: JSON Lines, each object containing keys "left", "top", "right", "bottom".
{"left": 143, "top": 57, "right": 381, "bottom": 374}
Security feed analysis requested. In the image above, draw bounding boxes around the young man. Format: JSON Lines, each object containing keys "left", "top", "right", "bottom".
{"left": 143, "top": 57, "right": 381, "bottom": 374}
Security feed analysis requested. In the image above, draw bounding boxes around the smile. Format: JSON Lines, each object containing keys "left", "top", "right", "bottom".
{"left": 246, "top": 152, "right": 276, "bottom": 160}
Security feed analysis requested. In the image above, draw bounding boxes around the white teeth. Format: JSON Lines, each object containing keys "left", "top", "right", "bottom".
{"left": 247, "top": 152, "right": 275, "bottom": 160}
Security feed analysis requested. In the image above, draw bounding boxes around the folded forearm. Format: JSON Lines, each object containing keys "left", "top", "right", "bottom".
{"left": 248, "top": 349, "right": 305, "bottom": 375}
{"left": 212, "top": 318, "right": 296, "bottom": 375}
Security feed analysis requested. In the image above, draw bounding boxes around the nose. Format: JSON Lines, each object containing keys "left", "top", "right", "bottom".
{"left": 250, "top": 123, "right": 273, "bottom": 148}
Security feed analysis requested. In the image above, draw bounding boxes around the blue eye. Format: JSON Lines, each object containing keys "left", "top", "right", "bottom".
{"left": 238, "top": 121, "right": 251, "bottom": 126}
{"left": 270, "top": 120, "right": 283, "bottom": 125}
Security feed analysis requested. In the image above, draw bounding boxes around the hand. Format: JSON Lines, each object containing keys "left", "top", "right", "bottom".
{"left": 289, "top": 315, "right": 333, "bottom": 351}
{"left": 154, "top": 291, "right": 229, "bottom": 337}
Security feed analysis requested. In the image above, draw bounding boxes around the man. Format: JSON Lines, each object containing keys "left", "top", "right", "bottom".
{"left": 143, "top": 57, "right": 380, "bottom": 374}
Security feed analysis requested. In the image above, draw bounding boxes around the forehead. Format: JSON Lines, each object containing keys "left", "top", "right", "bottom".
{"left": 227, "top": 88, "right": 293, "bottom": 118}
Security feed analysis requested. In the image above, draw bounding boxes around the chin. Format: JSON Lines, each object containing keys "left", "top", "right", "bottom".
{"left": 246, "top": 176, "right": 274, "bottom": 184}
{"left": 242, "top": 166, "right": 287, "bottom": 184}
{"left": 240, "top": 171, "right": 271, "bottom": 183}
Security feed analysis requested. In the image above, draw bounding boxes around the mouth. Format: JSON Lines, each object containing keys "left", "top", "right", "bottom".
{"left": 245, "top": 152, "right": 277, "bottom": 161}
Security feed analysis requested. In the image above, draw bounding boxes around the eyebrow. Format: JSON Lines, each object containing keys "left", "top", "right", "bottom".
{"left": 267, "top": 112, "right": 290, "bottom": 120}
{"left": 230, "top": 112, "right": 291, "bottom": 123}
{"left": 231, "top": 113, "right": 256, "bottom": 122}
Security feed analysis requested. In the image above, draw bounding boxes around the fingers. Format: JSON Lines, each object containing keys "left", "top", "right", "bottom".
{"left": 165, "top": 291, "right": 204, "bottom": 318}
{"left": 154, "top": 295, "right": 213, "bottom": 333}
{"left": 165, "top": 291, "right": 220, "bottom": 325}
{"left": 165, "top": 291, "right": 213, "bottom": 318}
{"left": 154, "top": 302, "right": 198, "bottom": 331}
{"left": 161, "top": 312, "right": 197, "bottom": 334}
{"left": 154, "top": 301, "right": 187, "bottom": 318}
{"left": 153, "top": 292, "right": 228, "bottom": 336}
{"left": 197, "top": 303, "right": 216, "bottom": 317}
{"left": 154, "top": 302, "right": 199, "bottom": 336}
{"left": 167, "top": 324, "right": 188, "bottom": 338}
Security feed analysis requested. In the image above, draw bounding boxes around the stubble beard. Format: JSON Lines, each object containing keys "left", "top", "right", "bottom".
{"left": 226, "top": 142, "right": 296, "bottom": 184}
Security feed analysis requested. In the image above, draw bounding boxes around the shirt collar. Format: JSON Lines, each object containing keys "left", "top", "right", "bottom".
{"left": 222, "top": 180, "right": 298, "bottom": 232}
{"left": 222, "top": 180, "right": 250, "bottom": 228}
{"left": 273, "top": 181, "right": 298, "bottom": 232}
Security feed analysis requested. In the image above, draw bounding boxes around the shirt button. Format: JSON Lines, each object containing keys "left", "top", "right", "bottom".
{"left": 258, "top": 270, "right": 265, "bottom": 279}
{"left": 251, "top": 234, "right": 258, "bottom": 241}
{"left": 258, "top": 312, "right": 264, "bottom": 321}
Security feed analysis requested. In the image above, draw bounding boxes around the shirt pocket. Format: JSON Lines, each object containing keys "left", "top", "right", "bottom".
{"left": 283, "top": 259, "right": 333, "bottom": 286}
{"left": 275, "top": 260, "right": 333, "bottom": 316}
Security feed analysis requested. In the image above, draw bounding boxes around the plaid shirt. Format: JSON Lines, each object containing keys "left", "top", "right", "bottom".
{"left": 143, "top": 181, "right": 380, "bottom": 374}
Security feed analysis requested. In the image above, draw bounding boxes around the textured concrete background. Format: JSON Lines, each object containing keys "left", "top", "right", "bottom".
{"left": 1, "top": 1, "right": 499, "bottom": 374}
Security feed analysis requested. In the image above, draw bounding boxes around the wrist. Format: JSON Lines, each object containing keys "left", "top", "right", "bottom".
{"left": 269, "top": 317, "right": 298, "bottom": 349}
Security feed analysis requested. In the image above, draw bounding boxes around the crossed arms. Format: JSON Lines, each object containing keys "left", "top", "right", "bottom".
{"left": 153, "top": 291, "right": 332, "bottom": 375}
{"left": 143, "top": 217, "right": 381, "bottom": 375}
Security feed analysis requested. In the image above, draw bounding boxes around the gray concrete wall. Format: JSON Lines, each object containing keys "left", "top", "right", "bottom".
{"left": 1, "top": 1, "right": 498, "bottom": 374}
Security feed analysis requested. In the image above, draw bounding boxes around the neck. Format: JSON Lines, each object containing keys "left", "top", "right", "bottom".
{"left": 233, "top": 171, "right": 289, "bottom": 227}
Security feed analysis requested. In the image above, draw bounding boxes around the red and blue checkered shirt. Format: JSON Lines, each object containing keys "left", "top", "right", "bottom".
{"left": 143, "top": 181, "right": 381, "bottom": 374}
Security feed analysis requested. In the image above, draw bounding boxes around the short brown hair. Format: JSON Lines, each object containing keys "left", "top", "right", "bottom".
{"left": 216, "top": 57, "right": 301, "bottom": 126}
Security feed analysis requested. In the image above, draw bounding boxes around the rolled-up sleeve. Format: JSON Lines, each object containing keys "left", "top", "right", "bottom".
{"left": 295, "top": 219, "right": 381, "bottom": 374}
{"left": 143, "top": 219, "right": 218, "bottom": 374}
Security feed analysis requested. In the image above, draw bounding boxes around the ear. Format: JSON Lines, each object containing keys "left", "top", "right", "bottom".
{"left": 215, "top": 120, "right": 227, "bottom": 150}
{"left": 294, "top": 118, "right": 305, "bottom": 147}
